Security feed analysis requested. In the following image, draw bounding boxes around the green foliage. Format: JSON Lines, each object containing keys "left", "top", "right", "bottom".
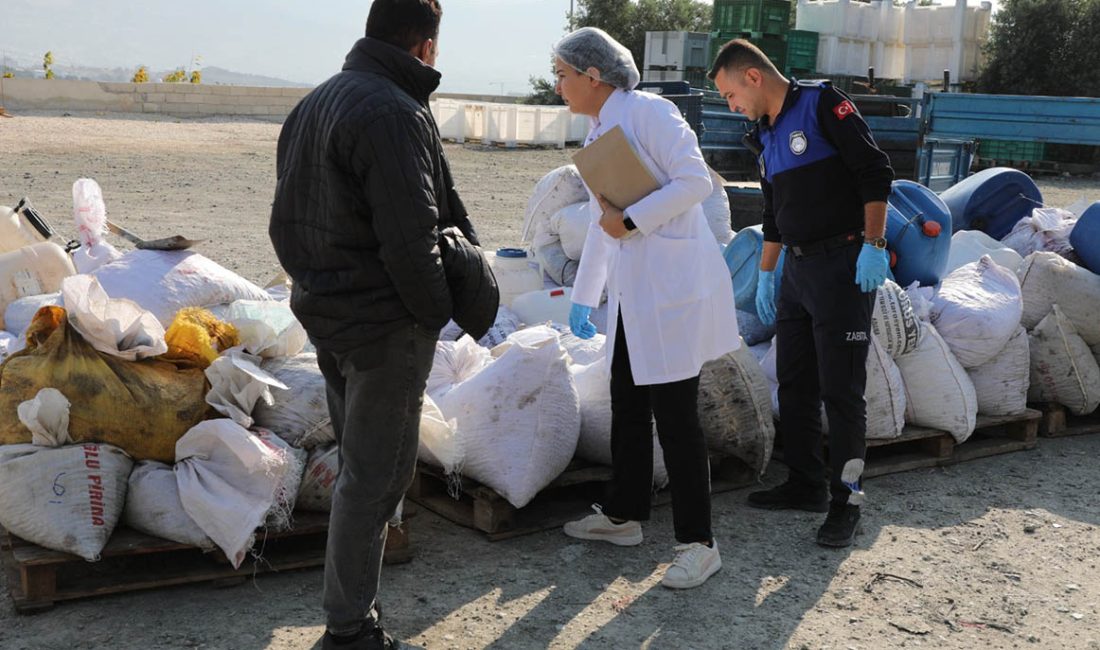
{"left": 190, "top": 70, "right": 202, "bottom": 84}
{"left": 574, "top": 0, "right": 710, "bottom": 70}
{"left": 132, "top": 66, "right": 149, "bottom": 84}
{"left": 43, "top": 51, "right": 54, "bottom": 80}
{"left": 163, "top": 68, "right": 188, "bottom": 83}
{"left": 979, "top": 0, "right": 1100, "bottom": 98}
{"left": 523, "top": 72, "right": 565, "bottom": 105}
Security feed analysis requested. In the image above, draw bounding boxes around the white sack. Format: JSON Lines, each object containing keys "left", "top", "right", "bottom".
{"left": 967, "top": 326, "right": 1030, "bottom": 416}
{"left": 0, "top": 330, "right": 24, "bottom": 362}
{"left": 204, "top": 348, "right": 288, "bottom": 428}
{"left": 702, "top": 168, "right": 734, "bottom": 245}
{"left": 208, "top": 300, "right": 307, "bottom": 359}
{"left": 571, "top": 361, "right": 669, "bottom": 488}
{"left": 17, "top": 388, "right": 71, "bottom": 447}
{"left": 427, "top": 336, "right": 493, "bottom": 403}
{"left": 1028, "top": 305, "right": 1100, "bottom": 415}
{"left": 124, "top": 460, "right": 213, "bottom": 549}
{"left": 522, "top": 165, "right": 588, "bottom": 242}
{"left": 175, "top": 419, "right": 290, "bottom": 568}
{"left": 92, "top": 249, "right": 271, "bottom": 327}
{"left": 559, "top": 331, "right": 607, "bottom": 366}
{"left": 0, "top": 443, "right": 131, "bottom": 561}
{"left": 4, "top": 293, "right": 62, "bottom": 338}
{"left": 253, "top": 427, "right": 308, "bottom": 531}
{"left": 904, "top": 282, "right": 935, "bottom": 323}
{"left": 930, "top": 256, "right": 1023, "bottom": 368}
{"left": 946, "top": 229, "right": 1024, "bottom": 274}
{"left": 61, "top": 274, "right": 168, "bottom": 361}
{"left": 1001, "top": 207, "right": 1077, "bottom": 259}
{"left": 864, "top": 336, "right": 907, "bottom": 440}
{"left": 1018, "top": 251, "right": 1100, "bottom": 346}
{"left": 435, "top": 334, "right": 580, "bottom": 508}
{"left": 418, "top": 394, "right": 462, "bottom": 475}
{"left": 895, "top": 323, "right": 978, "bottom": 443}
{"left": 73, "top": 241, "right": 123, "bottom": 275}
{"left": 476, "top": 305, "right": 523, "bottom": 348}
{"left": 872, "top": 279, "right": 922, "bottom": 358}
{"left": 297, "top": 443, "right": 338, "bottom": 512}
{"left": 553, "top": 202, "right": 591, "bottom": 261}
{"left": 254, "top": 353, "right": 334, "bottom": 449}
{"left": 698, "top": 342, "right": 775, "bottom": 474}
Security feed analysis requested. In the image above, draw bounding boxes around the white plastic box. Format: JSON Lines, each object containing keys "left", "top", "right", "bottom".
{"left": 644, "top": 32, "right": 711, "bottom": 71}
{"left": 430, "top": 100, "right": 589, "bottom": 148}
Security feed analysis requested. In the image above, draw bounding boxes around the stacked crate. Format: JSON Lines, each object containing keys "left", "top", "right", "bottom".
{"left": 710, "top": 0, "right": 793, "bottom": 74}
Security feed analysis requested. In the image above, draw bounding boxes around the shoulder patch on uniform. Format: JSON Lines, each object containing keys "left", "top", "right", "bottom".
{"left": 789, "top": 130, "right": 808, "bottom": 155}
{"left": 833, "top": 99, "right": 857, "bottom": 121}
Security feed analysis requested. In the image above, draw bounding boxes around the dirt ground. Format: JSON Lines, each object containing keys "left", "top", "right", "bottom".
{"left": 1, "top": 112, "right": 1099, "bottom": 650}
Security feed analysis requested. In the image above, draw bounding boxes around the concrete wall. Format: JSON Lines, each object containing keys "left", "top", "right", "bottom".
{"left": 0, "top": 79, "right": 311, "bottom": 120}
{"left": 0, "top": 79, "right": 529, "bottom": 120}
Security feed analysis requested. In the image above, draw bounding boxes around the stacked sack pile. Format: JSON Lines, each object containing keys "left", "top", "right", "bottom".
{"left": 0, "top": 179, "right": 356, "bottom": 566}
{"left": 747, "top": 169, "right": 1100, "bottom": 445}
{"left": 419, "top": 166, "right": 774, "bottom": 509}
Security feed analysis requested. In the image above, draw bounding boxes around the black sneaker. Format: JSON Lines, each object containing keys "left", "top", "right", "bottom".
{"left": 816, "top": 503, "right": 862, "bottom": 548}
{"left": 747, "top": 480, "right": 829, "bottom": 512}
{"left": 322, "top": 624, "right": 422, "bottom": 650}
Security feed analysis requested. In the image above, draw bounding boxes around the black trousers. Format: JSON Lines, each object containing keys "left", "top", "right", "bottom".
{"left": 775, "top": 241, "right": 875, "bottom": 505}
{"left": 602, "top": 314, "right": 713, "bottom": 544}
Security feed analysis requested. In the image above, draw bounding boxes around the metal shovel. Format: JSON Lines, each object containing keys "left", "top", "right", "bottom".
{"left": 106, "top": 219, "right": 202, "bottom": 251}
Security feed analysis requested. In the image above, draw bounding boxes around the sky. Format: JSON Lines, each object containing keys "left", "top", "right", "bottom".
{"left": 2, "top": 0, "right": 584, "bottom": 94}
{"left": 2, "top": 0, "right": 999, "bottom": 95}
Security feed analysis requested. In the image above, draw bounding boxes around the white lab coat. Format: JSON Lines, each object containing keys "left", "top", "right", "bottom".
{"left": 573, "top": 89, "right": 740, "bottom": 385}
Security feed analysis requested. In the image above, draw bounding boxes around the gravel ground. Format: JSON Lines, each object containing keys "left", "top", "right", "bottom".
{"left": 1, "top": 112, "right": 1099, "bottom": 650}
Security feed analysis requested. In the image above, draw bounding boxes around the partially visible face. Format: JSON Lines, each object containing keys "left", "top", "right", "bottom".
{"left": 714, "top": 66, "right": 764, "bottom": 120}
{"left": 423, "top": 37, "right": 439, "bottom": 67}
{"left": 554, "top": 56, "right": 597, "bottom": 116}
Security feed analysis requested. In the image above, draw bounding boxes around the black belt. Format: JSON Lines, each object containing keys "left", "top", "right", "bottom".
{"left": 787, "top": 230, "right": 864, "bottom": 258}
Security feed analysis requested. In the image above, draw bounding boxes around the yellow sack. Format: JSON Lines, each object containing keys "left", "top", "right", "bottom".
{"left": 0, "top": 306, "right": 210, "bottom": 462}
{"left": 161, "top": 307, "right": 240, "bottom": 369}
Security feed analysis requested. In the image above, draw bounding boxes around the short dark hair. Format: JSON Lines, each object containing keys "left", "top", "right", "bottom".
{"left": 366, "top": 0, "right": 443, "bottom": 51}
{"left": 707, "top": 39, "right": 779, "bottom": 80}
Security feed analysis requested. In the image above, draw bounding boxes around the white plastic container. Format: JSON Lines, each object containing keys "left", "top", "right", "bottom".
{"left": 489, "top": 248, "right": 543, "bottom": 309}
{"left": 945, "top": 230, "right": 1025, "bottom": 275}
{"left": 0, "top": 204, "right": 52, "bottom": 255}
{"left": 511, "top": 287, "right": 574, "bottom": 326}
{"left": 0, "top": 242, "right": 76, "bottom": 329}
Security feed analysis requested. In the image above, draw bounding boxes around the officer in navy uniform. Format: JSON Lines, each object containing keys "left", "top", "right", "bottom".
{"left": 708, "top": 39, "right": 894, "bottom": 547}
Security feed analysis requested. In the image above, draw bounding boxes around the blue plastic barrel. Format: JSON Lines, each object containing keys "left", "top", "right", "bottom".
{"left": 886, "top": 180, "right": 953, "bottom": 287}
{"left": 939, "top": 167, "right": 1043, "bottom": 239}
{"left": 723, "top": 225, "right": 785, "bottom": 314}
{"left": 1070, "top": 201, "right": 1100, "bottom": 273}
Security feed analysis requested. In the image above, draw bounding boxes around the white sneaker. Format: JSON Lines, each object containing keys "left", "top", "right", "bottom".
{"left": 661, "top": 541, "right": 722, "bottom": 589}
{"left": 563, "top": 504, "right": 643, "bottom": 546}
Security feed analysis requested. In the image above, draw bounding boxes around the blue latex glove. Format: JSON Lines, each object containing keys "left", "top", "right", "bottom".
{"left": 855, "top": 243, "right": 890, "bottom": 293}
{"left": 569, "top": 303, "right": 598, "bottom": 340}
{"left": 756, "top": 271, "right": 776, "bottom": 327}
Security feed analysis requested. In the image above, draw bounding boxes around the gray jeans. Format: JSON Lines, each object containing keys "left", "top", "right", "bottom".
{"left": 314, "top": 323, "right": 437, "bottom": 635}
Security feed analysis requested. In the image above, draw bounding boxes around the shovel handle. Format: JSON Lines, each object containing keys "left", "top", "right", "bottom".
{"left": 105, "top": 219, "right": 144, "bottom": 246}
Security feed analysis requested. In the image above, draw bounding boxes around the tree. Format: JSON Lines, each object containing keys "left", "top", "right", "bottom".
{"left": 132, "top": 66, "right": 149, "bottom": 84}
{"left": 163, "top": 68, "right": 188, "bottom": 83}
{"left": 522, "top": 73, "right": 564, "bottom": 105}
{"left": 525, "top": 0, "right": 709, "bottom": 104}
{"left": 978, "top": 0, "right": 1098, "bottom": 97}
{"left": 574, "top": 0, "right": 710, "bottom": 71}
{"left": 43, "top": 51, "right": 54, "bottom": 80}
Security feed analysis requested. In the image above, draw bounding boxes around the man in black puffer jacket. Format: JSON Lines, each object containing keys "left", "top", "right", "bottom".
{"left": 270, "top": 2, "right": 488, "bottom": 648}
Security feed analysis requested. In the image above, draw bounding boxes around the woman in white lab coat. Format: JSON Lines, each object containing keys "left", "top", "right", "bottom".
{"left": 556, "top": 27, "right": 740, "bottom": 590}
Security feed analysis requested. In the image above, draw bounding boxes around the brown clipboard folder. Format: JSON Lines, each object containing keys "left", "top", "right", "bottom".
{"left": 572, "top": 125, "right": 660, "bottom": 211}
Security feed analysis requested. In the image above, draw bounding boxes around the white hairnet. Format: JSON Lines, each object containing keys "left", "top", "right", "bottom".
{"left": 553, "top": 27, "right": 640, "bottom": 90}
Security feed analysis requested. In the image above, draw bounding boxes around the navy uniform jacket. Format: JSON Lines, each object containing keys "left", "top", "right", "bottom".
{"left": 747, "top": 80, "right": 894, "bottom": 245}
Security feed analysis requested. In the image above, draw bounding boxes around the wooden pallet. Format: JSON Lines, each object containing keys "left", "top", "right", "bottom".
{"left": 408, "top": 457, "right": 757, "bottom": 542}
{"left": 2, "top": 510, "right": 412, "bottom": 614}
{"left": 1031, "top": 402, "right": 1100, "bottom": 438}
{"left": 855, "top": 408, "right": 1040, "bottom": 479}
